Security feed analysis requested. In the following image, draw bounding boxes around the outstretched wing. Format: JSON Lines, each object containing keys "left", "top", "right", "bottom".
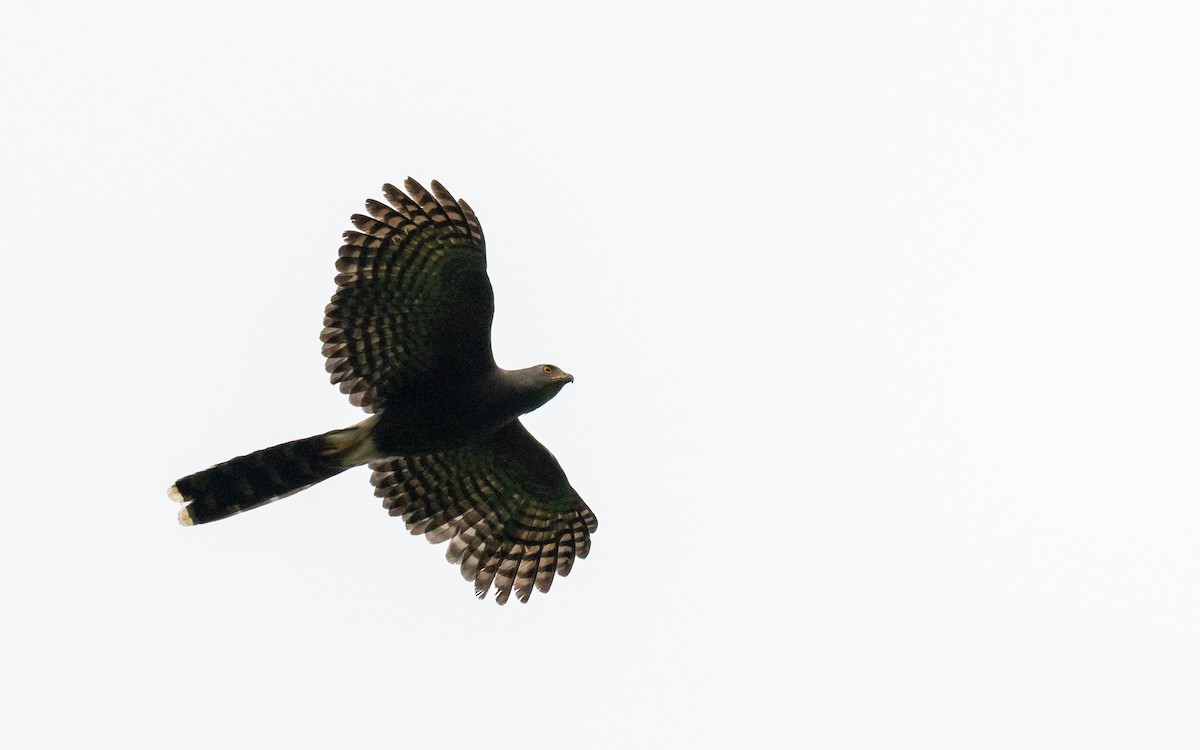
{"left": 321, "top": 178, "right": 493, "bottom": 413}
{"left": 370, "top": 420, "right": 597, "bottom": 604}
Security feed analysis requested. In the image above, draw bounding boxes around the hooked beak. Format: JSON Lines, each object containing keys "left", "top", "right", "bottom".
{"left": 557, "top": 372, "right": 574, "bottom": 384}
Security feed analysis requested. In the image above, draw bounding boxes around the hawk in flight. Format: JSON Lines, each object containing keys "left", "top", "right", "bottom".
{"left": 169, "top": 179, "right": 596, "bottom": 603}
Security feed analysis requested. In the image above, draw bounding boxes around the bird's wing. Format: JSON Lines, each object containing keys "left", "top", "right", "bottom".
{"left": 322, "top": 179, "right": 494, "bottom": 413}
{"left": 370, "top": 419, "right": 597, "bottom": 604}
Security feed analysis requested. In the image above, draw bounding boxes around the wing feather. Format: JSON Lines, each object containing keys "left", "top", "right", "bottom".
{"left": 370, "top": 420, "right": 596, "bottom": 604}
{"left": 322, "top": 179, "right": 493, "bottom": 413}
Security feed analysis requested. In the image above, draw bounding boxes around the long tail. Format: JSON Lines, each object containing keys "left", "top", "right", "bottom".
{"left": 168, "top": 416, "right": 379, "bottom": 525}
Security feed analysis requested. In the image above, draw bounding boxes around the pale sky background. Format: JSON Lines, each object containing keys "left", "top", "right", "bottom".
{"left": 3, "top": 2, "right": 1199, "bottom": 748}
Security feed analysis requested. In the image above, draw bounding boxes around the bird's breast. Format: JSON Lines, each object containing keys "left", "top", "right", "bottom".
{"left": 370, "top": 391, "right": 517, "bottom": 456}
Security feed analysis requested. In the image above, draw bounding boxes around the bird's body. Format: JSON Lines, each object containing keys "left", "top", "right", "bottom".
{"left": 370, "top": 365, "right": 572, "bottom": 455}
{"left": 169, "top": 179, "right": 596, "bottom": 603}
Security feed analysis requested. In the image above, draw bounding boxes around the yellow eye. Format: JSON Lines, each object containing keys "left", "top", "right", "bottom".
{"left": 542, "top": 365, "right": 553, "bottom": 374}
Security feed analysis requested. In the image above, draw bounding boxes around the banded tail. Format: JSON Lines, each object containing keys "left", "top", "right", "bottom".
{"left": 169, "top": 416, "right": 379, "bottom": 525}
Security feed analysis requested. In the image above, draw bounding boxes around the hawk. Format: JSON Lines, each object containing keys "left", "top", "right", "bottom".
{"left": 169, "top": 179, "right": 596, "bottom": 603}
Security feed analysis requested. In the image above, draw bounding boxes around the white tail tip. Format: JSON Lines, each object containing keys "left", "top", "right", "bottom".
{"left": 177, "top": 506, "right": 195, "bottom": 526}
{"left": 167, "top": 484, "right": 186, "bottom": 504}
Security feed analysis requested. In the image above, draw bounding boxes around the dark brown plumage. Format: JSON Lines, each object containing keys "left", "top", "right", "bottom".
{"left": 169, "top": 179, "right": 595, "bottom": 603}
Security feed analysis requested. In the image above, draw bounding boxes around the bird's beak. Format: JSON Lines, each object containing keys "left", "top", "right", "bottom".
{"left": 559, "top": 372, "right": 574, "bottom": 384}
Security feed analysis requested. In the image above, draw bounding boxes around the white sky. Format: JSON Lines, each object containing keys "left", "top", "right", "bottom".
{"left": 3, "top": 2, "right": 1199, "bottom": 747}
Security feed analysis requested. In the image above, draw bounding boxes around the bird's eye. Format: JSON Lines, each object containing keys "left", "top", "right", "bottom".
{"left": 542, "top": 365, "right": 553, "bottom": 374}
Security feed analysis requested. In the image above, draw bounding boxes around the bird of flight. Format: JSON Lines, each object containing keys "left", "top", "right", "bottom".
{"left": 169, "top": 179, "right": 596, "bottom": 603}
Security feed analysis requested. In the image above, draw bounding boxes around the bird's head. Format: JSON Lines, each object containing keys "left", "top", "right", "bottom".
{"left": 508, "top": 363, "right": 574, "bottom": 414}
{"left": 536, "top": 363, "right": 574, "bottom": 386}
{"left": 516, "top": 362, "right": 571, "bottom": 403}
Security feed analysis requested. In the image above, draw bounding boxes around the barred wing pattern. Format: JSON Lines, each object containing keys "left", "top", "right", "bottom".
{"left": 370, "top": 420, "right": 598, "bottom": 604}
{"left": 322, "top": 179, "right": 493, "bottom": 413}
